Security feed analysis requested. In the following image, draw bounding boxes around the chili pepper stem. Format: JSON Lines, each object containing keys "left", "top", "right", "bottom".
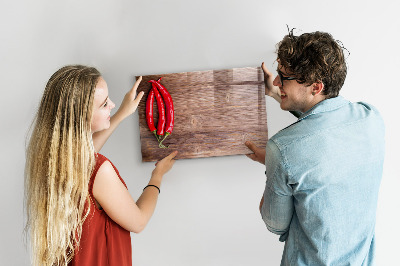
{"left": 153, "top": 131, "right": 159, "bottom": 141}
{"left": 157, "top": 135, "right": 166, "bottom": 148}
{"left": 158, "top": 133, "right": 170, "bottom": 148}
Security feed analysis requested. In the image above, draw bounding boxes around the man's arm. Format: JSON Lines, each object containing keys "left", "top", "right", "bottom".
{"left": 245, "top": 138, "right": 294, "bottom": 238}
{"left": 259, "top": 195, "right": 264, "bottom": 211}
{"left": 260, "top": 141, "right": 294, "bottom": 240}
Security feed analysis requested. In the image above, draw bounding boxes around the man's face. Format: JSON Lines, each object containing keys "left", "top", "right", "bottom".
{"left": 273, "top": 64, "right": 315, "bottom": 113}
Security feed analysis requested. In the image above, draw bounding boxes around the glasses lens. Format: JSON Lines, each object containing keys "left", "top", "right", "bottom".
{"left": 279, "top": 72, "right": 284, "bottom": 86}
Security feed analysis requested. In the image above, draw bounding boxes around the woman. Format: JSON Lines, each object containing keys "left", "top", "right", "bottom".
{"left": 25, "top": 65, "right": 177, "bottom": 265}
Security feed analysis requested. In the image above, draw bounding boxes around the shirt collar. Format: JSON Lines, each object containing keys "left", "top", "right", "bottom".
{"left": 298, "top": 95, "right": 350, "bottom": 121}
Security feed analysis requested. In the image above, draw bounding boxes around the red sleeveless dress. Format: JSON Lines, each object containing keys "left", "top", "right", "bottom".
{"left": 69, "top": 153, "right": 132, "bottom": 266}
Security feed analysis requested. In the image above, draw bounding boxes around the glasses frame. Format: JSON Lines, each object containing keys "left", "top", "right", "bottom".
{"left": 277, "top": 70, "right": 297, "bottom": 86}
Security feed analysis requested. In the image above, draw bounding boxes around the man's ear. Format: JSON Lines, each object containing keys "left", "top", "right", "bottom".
{"left": 312, "top": 82, "right": 324, "bottom": 96}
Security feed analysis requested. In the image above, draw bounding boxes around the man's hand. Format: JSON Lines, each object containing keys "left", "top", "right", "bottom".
{"left": 245, "top": 141, "right": 266, "bottom": 165}
{"left": 262, "top": 62, "right": 281, "bottom": 103}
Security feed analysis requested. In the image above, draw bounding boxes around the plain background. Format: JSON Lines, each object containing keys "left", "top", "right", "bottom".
{"left": 1, "top": 0, "right": 399, "bottom": 265}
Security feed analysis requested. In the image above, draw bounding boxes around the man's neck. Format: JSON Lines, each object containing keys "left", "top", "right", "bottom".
{"left": 301, "top": 95, "right": 327, "bottom": 113}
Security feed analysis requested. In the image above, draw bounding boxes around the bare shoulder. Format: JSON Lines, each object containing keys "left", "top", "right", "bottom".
{"left": 93, "top": 160, "right": 126, "bottom": 199}
{"left": 96, "top": 160, "right": 117, "bottom": 179}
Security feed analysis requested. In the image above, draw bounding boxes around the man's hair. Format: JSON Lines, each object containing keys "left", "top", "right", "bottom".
{"left": 277, "top": 30, "right": 348, "bottom": 98}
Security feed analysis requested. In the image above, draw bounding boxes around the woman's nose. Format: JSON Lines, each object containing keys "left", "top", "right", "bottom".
{"left": 109, "top": 100, "right": 115, "bottom": 109}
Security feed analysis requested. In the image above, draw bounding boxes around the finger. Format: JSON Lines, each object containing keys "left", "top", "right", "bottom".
{"left": 167, "top": 150, "right": 178, "bottom": 160}
{"left": 135, "top": 91, "right": 144, "bottom": 103}
{"left": 261, "top": 62, "right": 272, "bottom": 76}
{"left": 135, "top": 76, "right": 143, "bottom": 85}
{"left": 245, "top": 141, "right": 258, "bottom": 153}
{"left": 246, "top": 153, "right": 256, "bottom": 161}
{"left": 131, "top": 76, "right": 143, "bottom": 94}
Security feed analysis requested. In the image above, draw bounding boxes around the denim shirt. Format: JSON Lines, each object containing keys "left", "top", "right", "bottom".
{"left": 260, "top": 96, "right": 385, "bottom": 266}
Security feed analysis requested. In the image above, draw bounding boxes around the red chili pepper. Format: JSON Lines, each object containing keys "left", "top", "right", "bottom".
{"left": 152, "top": 83, "right": 166, "bottom": 139}
{"left": 149, "top": 78, "right": 174, "bottom": 147}
{"left": 145, "top": 88, "right": 157, "bottom": 139}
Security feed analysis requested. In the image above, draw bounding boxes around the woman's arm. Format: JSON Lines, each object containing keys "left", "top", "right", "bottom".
{"left": 92, "top": 77, "right": 144, "bottom": 152}
{"left": 93, "top": 151, "right": 178, "bottom": 233}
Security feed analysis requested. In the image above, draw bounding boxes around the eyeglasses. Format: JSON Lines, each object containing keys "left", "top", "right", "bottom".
{"left": 277, "top": 70, "right": 297, "bottom": 86}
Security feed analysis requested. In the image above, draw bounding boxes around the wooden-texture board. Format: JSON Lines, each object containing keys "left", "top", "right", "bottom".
{"left": 136, "top": 67, "right": 268, "bottom": 162}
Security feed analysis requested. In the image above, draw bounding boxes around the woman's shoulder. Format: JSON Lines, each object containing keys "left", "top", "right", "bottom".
{"left": 90, "top": 154, "right": 115, "bottom": 193}
{"left": 97, "top": 160, "right": 117, "bottom": 178}
{"left": 94, "top": 153, "right": 127, "bottom": 188}
{"left": 95, "top": 153, "right": 109, "bottom": 164}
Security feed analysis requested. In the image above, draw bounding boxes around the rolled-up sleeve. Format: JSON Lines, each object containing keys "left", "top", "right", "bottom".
{"left": 260, "top": 140, "right": 294, "bottom": 241}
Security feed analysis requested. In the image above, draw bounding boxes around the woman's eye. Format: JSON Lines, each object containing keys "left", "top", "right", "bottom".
{"left": 103, "top": 101, "right": 108, "bottom": 107}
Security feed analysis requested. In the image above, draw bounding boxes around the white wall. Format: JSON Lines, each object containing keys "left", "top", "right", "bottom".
{"left": 1, "top": 0, "right": 399, "bottom": 265}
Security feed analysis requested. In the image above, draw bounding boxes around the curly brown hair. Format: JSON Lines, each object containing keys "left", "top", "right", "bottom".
{"left": 277, "top": 30, "right": 348, "bottom": 98}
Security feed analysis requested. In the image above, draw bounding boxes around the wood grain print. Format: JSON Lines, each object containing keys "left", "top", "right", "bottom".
{"left": 136, "top": 67, "right": 268, "bottom": 162}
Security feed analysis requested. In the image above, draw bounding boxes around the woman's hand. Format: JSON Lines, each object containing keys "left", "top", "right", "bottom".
{"left": 153, "top": 151, "right": 178, "bottom": 178}
{"left": 92, "top": 77, "right": 145, "bottom": 152}
{"left": 115, "top": 76, "right": 145, "bottom": 120}
{"left": 262, "top": 62, "right": 281, "bottom": 103}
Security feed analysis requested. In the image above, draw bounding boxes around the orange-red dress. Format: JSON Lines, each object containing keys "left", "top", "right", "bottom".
{"left": 69, "top": 153, "right": 132, "bottom": 266}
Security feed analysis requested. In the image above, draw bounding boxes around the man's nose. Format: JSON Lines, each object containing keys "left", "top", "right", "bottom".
{"left": 273, "top": 75, "right": 281, "bottom": 87}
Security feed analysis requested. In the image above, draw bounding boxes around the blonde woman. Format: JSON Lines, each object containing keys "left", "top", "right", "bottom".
{"left": 25, "top": 65, "right": 178, "bottom": 266}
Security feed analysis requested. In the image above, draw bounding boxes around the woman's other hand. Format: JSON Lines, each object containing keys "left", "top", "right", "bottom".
{"left": 153, "top": 151, "right": 178, "bottom": 178}
{"left": 116, "top": 76, "right": 145, "bottom": 119}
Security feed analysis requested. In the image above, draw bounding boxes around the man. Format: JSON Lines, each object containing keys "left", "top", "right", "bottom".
{"left": 246, "top": 31, "right": 385, "bottom": 265}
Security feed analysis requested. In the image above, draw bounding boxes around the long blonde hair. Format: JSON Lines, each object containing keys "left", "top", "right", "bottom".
{"left": 25, "top": 65, "right": 101, "bottom": 265}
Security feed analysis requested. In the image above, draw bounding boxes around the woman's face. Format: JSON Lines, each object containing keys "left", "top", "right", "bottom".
{"left": 91, "top": 77, "right": 115, "bottom": 133}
